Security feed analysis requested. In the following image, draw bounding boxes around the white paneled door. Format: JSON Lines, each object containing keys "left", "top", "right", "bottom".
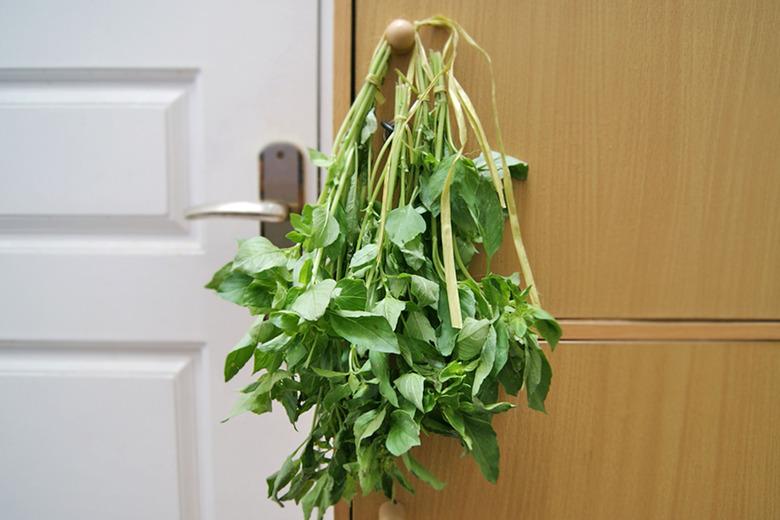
{"left": 0, "top": 1, "right": 325, "bottom": 519}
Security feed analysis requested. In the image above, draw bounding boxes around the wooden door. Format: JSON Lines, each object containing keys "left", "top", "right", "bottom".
{"left": 335, "top": 1, "right": 780, "bottom": 518}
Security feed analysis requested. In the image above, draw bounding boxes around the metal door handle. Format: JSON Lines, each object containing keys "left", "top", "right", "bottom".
{"left": 184, "top": 200, "right": 289, "bottom": 222}
{"left": 185, "top": 142, "right": 303, "bottom": 244}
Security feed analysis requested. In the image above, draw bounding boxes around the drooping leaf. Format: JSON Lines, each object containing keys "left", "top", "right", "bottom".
{"left": 386, "top": 410, "right": 421, "bottom": 456}
{"left": 474, "top": 150, "right": 529, "bottom": 181}
{"left": 463, "top": 415, "right": 500, "bottom": 483}
{"left": 471, "top": 179, "right": 504, "bottom": 259}
{"left": 206, "top": 262, "right": 253, "bottom": 304}
{"left": 371, "top": 296, "right": 406, "bottom": 330}
{"left": 360, "top": 108, "right": 378, "bottom": 144}
{"left": 455, "top": 317, "right": 491, "bottom": 360}
{"left": 224, "top": 389, "right": 272, "bottom": 421}
{"left": 492, "top": 319, "right": 510, "bottom": 375}
{"left": 323, "top": 383, "right": 352, "bottom": 409}
{"left": 442, "top": 406, "right": 472, "bottom": 450}
{"left": 400, "top": 236, "right": 426, "bottom": 270}
{"left": 385, "top": 205, "right": 426, "bottom": 247}
{"left": 421, "top": 154, "right": 456, "bottom": 215}
{"left": 349, "top": 243, "right": 378, "bottom": 269}
{"left": 224, "top": 331, "right": 257, "bottom": 382}
{"left": 332, "top": 278, "right": 367, "bottom": 311}
{"left": 290, "top": 279, "right": 337, "bottom": 321}
{"left": 354, "top": 407, "right": 387, "bottom": 446}
{"left": 405, "top": 310, "right": 436, "bottom": 344}
{"left": 370, "top": 351, "right": 399, "bottom": 408}
{"left": 329, "top": 311, "right": 400, "bottom": 354}
{"left": 472, "top": 326, "right": 497, "bottom": 396}
{"left": 410, "top": 275, "right": 439, "bottom": 307}
{"left": 311, "top": 367, "right": 349, "bottom": 379}
{"left": 267, "top": 454, "right": 301, "bottom": 504}
{"left": 310, "top": 206, "right": 340, "bottom": 248}
{"left": 526, "top": 344, "right": 542, "bottom": 390}
{"left": 527, "top": 349, "right": 552, "bottom": 412}
{"left": 308, "top": 148, "right": 334, "bottom": 168}
{"left": 402, "top": 453, "right": 445, "bottom": 490}
{"left": 532, "top": 307, "right": 562, "bottom": 350}
{"left": 394, "top": 373, "right": 425, "bottom": 412}
{"left": 234, "top": 237, "right": 287, "bottom": 275}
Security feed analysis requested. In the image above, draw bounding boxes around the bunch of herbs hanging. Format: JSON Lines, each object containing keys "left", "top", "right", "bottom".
{"left": 206, "top": 16, "right": 560, "bottom": 520}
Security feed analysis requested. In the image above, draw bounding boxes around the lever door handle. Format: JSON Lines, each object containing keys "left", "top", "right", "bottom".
{"left": 186, "top": 142, "right": 303, "bottom": 243}
{"left": 184, "top": 200, "right": 289, "bottom": 223}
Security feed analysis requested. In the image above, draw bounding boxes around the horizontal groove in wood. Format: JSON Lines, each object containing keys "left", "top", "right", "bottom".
{"left": 560, "top": 319, "right": 780, "bottom": 341}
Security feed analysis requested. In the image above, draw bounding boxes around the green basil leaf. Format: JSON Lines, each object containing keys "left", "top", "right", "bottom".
{"left": 471, "top": 178, "right": 504, "bottom": 259}
{"left": 474, "top": 150, "right": 529, "bottom": 181}
{"left": 206, "top": 262, "right": 252, "bottom": 304}
{"left": 455, "top": 317, "right": 491, "bottom": 360}
{"left": 332, "top": 278, "right": 367, "bottom": 311}
{"left": 353, "top": 407, "right": 387, "bottom": 445}
{"left": 234, "top": 237, "right": 287, "bottom": 275}
{"left": 329, "top": 311, "right": 400, "bottom": 354}
{"left": 307, "top": 148, "right": 334, "bottom": 168}
{"left": 463, "top": 415, "right": 499, "bottom": 483}
{"left": 267, "top": 454, "right": 300, "bottom": 503}
{"left": 532, "top": 307, "right": 562, "bottom": 350}
{"left": 386, "top": 409, "right": 421, "bottom": 456}
{"left": 290, "top": 279, "right": 337, "bottom": 321}
{"left": 394, "top": 373, "right": 425, "bottom": 412}
{"left": 310, "top": 205, "right": 340, "bottom": 248}
{"left": 472, "top": 326, "right": 497, "bottom": 396}
{"left": 492, "top": 319, "right": 510, "bottom": 375}
{"left": 526, "top": 344, "right": 542, "bottom": 390}
{"left": 527, "top": 349, "right": 552, "bottom": 412}
{"left": 404, "top": 310, "right": 436, "bottom": 344}
{"left": 348, "top": 243, "right": 378, "bottom": 269}
{"left": 410, "top": 275, "right": 439, "bottom": 307}
{"left": 369, "top": 351, "right": 399, "bottom": 408}
{"left": 323, "top": 383, "right": 352, "bottom": 409}
{"left": 371, "top": 296, "right": 406, "bottom": 330}
{"left": 311, "top": 367, "right": 349, "bottom": 379}
{"left": 224, "top": 331, "right": 256, "bottom": 382}
{"left": 442, "top": 406, "right": 472, "bottom": 450}
{"left": 360, "top": 108, "right": 378, "bottom": 144}
{"left": 421, "top": 154, "right": 456, "bottom": 215}
{"left": 402, "top": 453, "right": 445, "bottom": 490}
{"left": 386, "top": 204, "right": 426, "bottom": 247}
{"left": 400, "top": 236, "right": 426, "bottom": 270}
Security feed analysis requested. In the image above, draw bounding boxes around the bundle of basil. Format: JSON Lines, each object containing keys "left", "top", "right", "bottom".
{"left": 206, "top": 16, "right": 560, "bottom": 519}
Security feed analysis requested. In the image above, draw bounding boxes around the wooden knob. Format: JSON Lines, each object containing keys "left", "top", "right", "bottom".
{"left": 378, "top": 500, "right": 407, "bottom": 520}
{"left": 384, "top": 19, "right": 415, "bottom": 54}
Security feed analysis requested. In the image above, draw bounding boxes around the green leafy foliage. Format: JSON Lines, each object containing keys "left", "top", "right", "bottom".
{"left": 206, "top": 26, "right": 560, "bottom": 520}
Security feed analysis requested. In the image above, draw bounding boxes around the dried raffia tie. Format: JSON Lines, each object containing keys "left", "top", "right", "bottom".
{"left": 364, "top": 72, "right": 383, "bottom": 90}
{"left": 416, "top": 15, "right": 541, "bottom": 307}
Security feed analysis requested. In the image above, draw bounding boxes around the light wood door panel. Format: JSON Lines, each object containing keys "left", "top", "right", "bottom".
{"left": 338, "top": 2, "right": 780, "bottom": 518}
{"left": 354, "top": 0, "right": 780, "bottom": 319}
{"left": 349, "top": 341, "right": 780, "bottom": 519}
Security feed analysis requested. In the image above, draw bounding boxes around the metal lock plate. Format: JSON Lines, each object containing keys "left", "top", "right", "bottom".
{"left": 259, "top": 142, "right": 303, "bottom": 246}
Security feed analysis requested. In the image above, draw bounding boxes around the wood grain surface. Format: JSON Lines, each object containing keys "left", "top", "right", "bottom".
{"left": 352, "top": 0, "right": 780, "bottom": 319}
{"left": 332, "top": 0, "right": 353, "bottom": 132}
{"left": 333, "top": 1, "right": 780, "bottom": 518}
{"left": 347, "top": 341, "right": 780, "bottom": 519}
{"left": 559, "top": 319, "right": 780, "bottom": 341}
